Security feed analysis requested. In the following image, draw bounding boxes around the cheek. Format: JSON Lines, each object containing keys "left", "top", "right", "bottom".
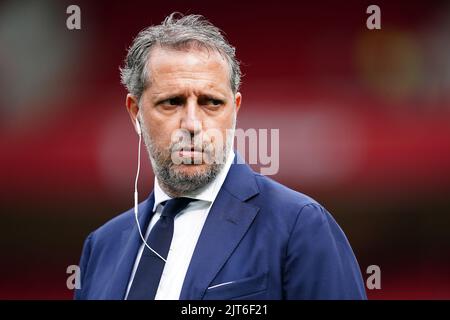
{"left": 204, "top": 110, "right": 235, "bottom": 131}
{"left": 203, "top": 120, "right": 233, "bottom": 146}
{"left": 145, "top": 115, "right": 178, "bottom": 143}
{"left": 148, "top": 126, "right": 173, "bottom": 147}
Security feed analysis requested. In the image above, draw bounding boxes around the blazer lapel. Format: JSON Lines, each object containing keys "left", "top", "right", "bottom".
{"left": 180, "top": 159, "right": 260, "bottom": 300}
{"left": 105, "top": 192, "right": 155, "bottom": 299}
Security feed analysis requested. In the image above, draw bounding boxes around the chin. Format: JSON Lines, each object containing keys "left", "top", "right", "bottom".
{"left": 174, "top": 163, "right": 209, "bottom": 176}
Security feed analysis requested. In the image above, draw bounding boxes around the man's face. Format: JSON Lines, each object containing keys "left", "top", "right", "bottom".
{"left": 127, "top": 46, "right": 241, "bottom": 196}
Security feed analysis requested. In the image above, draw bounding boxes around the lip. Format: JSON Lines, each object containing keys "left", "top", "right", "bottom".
{"left": 177, "top": 150, "right": 204, "bottom": 157}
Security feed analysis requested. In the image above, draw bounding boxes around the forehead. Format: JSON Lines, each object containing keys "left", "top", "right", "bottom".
{"left": 146, "top": 46, "right": 231, "bottom": 91}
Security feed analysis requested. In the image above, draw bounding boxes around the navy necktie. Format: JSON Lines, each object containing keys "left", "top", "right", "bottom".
{"left": 127, "top": 197, "right": 196, "bottom": 300}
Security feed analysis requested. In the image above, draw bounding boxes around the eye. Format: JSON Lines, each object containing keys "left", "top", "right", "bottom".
{"left": 165, "top": 97, "right": 184, "bottom": 106}
{"left": 199, "top": 96, "right": 224, "bottom": 107}
{"left": 209, "top": 99, "right": 223, "bottom": 106}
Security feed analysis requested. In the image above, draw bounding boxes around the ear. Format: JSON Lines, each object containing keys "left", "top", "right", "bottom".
{"left": 126, "top": 94, "right": 140, "bottom": 134}
{"left": 234, "top": 92, "right": 242, "bottom": 114}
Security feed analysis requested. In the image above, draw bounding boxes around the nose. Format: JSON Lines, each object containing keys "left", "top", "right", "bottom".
{"left": 180, "top": 98, "right": 202, "bottom": 135}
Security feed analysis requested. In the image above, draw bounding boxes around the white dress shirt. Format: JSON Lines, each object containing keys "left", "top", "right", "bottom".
{"left": 125, "top": 150, "right": 235, "bottom": 300}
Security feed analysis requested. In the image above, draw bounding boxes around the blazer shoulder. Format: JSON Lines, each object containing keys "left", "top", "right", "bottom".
{"left": 253, "top": 172, "right": 321, "bottom": 210}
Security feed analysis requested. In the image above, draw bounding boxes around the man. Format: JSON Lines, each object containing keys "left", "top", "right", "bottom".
{"left": 75, "top": 13, "right": 367, "bottom": 300}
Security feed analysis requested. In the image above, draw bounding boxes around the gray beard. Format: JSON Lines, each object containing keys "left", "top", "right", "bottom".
{"left": 141, "top": 120, "right": 235, "bottom": 197}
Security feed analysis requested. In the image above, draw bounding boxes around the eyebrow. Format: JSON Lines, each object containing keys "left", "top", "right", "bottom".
{"left": 152, "top": 91, "right": 227, "bottom": 103}
{"left": 198, "top": 94, "right": 227, "bottom": 102}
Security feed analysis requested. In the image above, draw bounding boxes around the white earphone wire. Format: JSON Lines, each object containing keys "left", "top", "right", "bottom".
{"left": 134, "top": 121, "right": 167, "bottom": 263}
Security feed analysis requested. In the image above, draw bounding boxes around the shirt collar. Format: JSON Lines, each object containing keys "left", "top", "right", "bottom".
{"left": 153, "top": 150, "right": 235, "bottom": 211}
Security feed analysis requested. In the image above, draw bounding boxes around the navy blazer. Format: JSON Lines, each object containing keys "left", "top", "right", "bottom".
{"left": 75, "top": 156, "right": 367, "bottom": 300}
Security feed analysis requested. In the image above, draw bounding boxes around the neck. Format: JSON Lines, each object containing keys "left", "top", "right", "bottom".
{"left": 157, "top": 180, "right": 183, "bottom": 198}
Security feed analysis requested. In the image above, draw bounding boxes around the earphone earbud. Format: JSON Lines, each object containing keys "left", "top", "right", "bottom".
{"left": 135, "top": 118, "right": 142, "bottom": 136}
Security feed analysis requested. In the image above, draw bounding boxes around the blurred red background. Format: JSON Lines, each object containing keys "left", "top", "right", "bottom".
{"left": 0, "top": 0, "right": 449, "bottom": 299}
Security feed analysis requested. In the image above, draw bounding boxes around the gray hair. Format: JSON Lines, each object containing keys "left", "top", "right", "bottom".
{"left": 120, "top": 12, "right": 241, "bottom": 100}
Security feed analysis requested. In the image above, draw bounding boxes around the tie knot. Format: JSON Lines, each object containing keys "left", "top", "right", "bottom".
{"left": 160, "top": 197, "right": 196, "bottom": 219}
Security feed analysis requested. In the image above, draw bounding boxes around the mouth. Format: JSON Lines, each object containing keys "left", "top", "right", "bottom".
{"left": 174, "top": 146, "right": 205, "bottom": 159}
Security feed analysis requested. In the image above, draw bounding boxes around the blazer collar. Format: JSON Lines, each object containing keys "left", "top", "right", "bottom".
{"left": 223, "top": 153, "right": 260, "bottom": 202}
{"left": 105, "top": 192, "right": 155, "bottom": 299}
{"left": 180, "top": 154, "right": 260, "bottom": 299}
